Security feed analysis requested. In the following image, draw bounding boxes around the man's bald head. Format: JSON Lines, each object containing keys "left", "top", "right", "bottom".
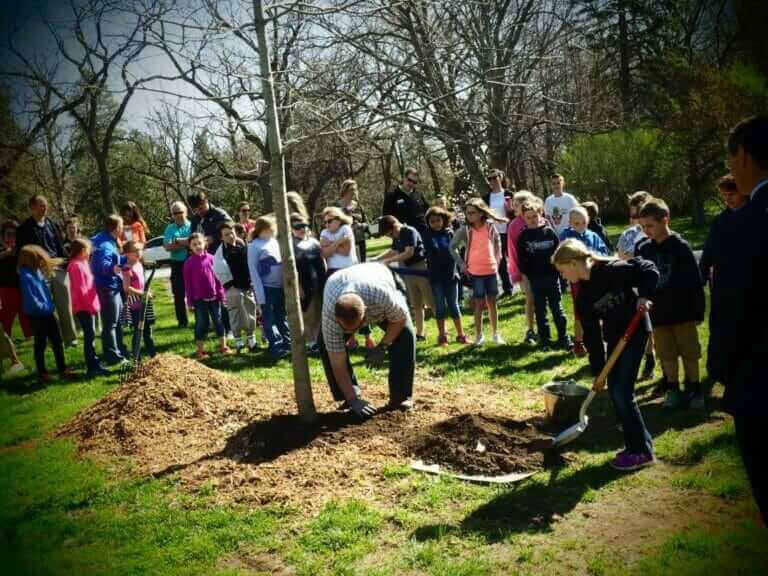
{"left": 335, "top": 293, "right": 366, "bottom": 332}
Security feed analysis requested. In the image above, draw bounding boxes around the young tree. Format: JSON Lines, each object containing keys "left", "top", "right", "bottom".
{"left": 253, "top": 0, "right": 316, "bottom": 421}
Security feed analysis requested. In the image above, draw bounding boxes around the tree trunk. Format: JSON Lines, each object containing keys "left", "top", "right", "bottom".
{"left": 617, "top": 1, "right": 632, "bottom": 122}
{"left": 687, "top": 160, "right": 706, "bottom": 227}
{"left": 96, "top": 154, "right": 115, "bottom": 215}
{"left": 254, "top": 0, "right": 316, "bottom": 422}
{"left": 423, "top": 152, "right": 441, "bottom": 199}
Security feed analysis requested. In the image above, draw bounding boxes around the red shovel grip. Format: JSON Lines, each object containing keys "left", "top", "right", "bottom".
{"left": 622, "top": 308, "right": 647, "bottom": 343}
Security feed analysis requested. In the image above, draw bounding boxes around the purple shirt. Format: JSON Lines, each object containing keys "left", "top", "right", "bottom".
{"left": 183, "top": 252, "right": 224, "bottom": 305}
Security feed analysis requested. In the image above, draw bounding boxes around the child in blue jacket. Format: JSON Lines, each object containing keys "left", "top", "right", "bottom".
{"left": 560, "top": 206, "right": 609, "bottom": 354}
{"left": 18, "top": 245, "right": 76, "bottom": 382}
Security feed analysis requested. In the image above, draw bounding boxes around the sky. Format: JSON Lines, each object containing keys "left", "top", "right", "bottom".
{"left": 0, "top": 0, "right": 218, "bottom": 136}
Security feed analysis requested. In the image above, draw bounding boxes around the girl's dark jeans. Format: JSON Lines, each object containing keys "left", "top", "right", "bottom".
{"left": 193, "top": 299, "right": 224, "bottom": 342}
{"left": 29, "top": 313, "right": 66, "bottom": 375}
{"left": 607, "top": 329, "right": 653, "bottom": 456}
{"left": 75, "top": 311, "right": 101, "bottom": 372}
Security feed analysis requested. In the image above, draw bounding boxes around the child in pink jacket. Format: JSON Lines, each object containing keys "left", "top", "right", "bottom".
{"left": 507, "top": 191, "right": 538, "bottom": 344}
{"left": 67, "top": 238, "right": 107, "bottom": 376}
{"left": 184, "top": 233, "right": 232, "bottom": 359}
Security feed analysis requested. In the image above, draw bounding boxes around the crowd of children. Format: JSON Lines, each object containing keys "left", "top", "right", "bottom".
{"left": 2, "top": 116, "right": 766, "bottom": 522}
{"left": 0, "top": 170, "right": 733, "bottom": 474}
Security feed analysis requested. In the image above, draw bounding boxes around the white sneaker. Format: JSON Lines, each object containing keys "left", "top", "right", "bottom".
{"left": 474, "top": 336, "right": 486, "bottom": 346}
{"left": 6, "top": 362, "right": 25, "bottom": 375}
{"left": 491, "top": 333, "right": 505, "bottom": 344}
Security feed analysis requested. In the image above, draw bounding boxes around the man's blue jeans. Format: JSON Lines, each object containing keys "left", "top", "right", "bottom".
{"left": 319, "top": 319, "right": 415, "bottom": 404}
{"left": 97, "top": 288, "right": 126, "bottom": 364}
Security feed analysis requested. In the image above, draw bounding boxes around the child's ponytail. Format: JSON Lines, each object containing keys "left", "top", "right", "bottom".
{"left": 552, "top": 238, "right": 615, "bottom": 267}
{"left": 464, "top": 198, "right": 507, "bottom": 224}
{"left": 17, "top": 245, "right": 63, "bottom": 277}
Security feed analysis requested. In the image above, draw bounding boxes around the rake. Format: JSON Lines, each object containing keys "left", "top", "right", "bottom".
{"left": 120, "top": 265, "right": 157, "bottom": 384}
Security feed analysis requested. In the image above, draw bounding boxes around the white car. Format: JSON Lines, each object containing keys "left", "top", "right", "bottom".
{"left": 142, "top": 236, "right": 172, "bottom": 266}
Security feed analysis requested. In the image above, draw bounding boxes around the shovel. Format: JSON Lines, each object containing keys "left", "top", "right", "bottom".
{"left": 551, "top": 308, "right": 648, "bottom": 447}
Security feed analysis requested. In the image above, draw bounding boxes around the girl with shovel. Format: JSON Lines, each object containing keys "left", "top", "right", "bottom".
{"left": 553, "top": 239, "right": 659, "bottom": 472}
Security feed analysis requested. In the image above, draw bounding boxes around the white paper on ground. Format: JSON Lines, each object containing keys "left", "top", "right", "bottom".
{"left": 410, "top": 460, "right": 536, "bottom": 485}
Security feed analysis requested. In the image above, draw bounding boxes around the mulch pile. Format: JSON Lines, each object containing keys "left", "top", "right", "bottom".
{"left": 407, "top": 414, "right": 559, "bottom": 476}
{"left": 58, "top": 354, "right": 558, "bottom": 506}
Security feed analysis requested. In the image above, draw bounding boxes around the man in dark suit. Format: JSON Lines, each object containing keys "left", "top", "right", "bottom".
{"left": 16, "top": 194, "right": 77, "bottom": 346}
{"left": 382, "top": 167, "right": 429, "bottom": 234}
{"left": 725, "top": 115, "right": 768, "bottom": 523}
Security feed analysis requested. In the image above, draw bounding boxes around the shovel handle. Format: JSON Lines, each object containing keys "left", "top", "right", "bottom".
{"left": 593, "top": 308, "right": 647, "bottom": 390}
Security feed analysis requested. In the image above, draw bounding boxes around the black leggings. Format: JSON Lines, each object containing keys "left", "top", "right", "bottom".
{"left": 29, "top": 314, "right": 66, "bottom": 375}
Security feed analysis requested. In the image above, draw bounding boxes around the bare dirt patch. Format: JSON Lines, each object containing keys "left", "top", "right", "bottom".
{"left": 407, "top": 413, "right": 561, "bottom": 476}
{"left": 58, "top": 354, "right": 545, "bottom": 506}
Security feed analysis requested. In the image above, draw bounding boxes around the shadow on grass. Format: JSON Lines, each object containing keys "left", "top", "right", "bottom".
{"left": 413, "top": 462, "right": 621, "bottom": 542}
{"left": 420, "top": 341, "right": 573, "bottom": 378}
{"left": 546, "top": 391, "right": 727, "bottom": 458}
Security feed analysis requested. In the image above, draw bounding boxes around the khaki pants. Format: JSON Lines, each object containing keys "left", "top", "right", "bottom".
{"left": 225, "top": 286, "right": 257, "bottom": 339}
{"left": 653, "top": 322, "right": 701, "bottom": 361}
{"left": 404, "top": 265, "right": 434, "bottom": 313}
{"left": 653, "top": 321, "right": 701, "bottom": 385}
{"left": 51, "top": 267, "right": 77, "bottom": 344}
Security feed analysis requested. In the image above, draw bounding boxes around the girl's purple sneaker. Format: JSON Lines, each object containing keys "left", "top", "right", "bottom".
{"left": 610, "top": 451, "right": 655, "bottom": 472}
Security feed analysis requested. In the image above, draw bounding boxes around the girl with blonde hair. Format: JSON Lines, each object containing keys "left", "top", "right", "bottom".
{"left": 18, "top": 245, "right": 76, "bottom": 382}
{"left": 553, "top": 238, "right": 659, "bottom": 472}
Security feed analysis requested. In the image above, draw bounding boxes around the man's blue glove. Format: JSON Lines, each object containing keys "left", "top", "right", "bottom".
{"left": 349, "top": 398, "right": 377, "bottom": 419}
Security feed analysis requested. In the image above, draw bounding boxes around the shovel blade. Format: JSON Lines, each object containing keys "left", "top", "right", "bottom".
{"left": 551, "top": 415, "right": 589, "bottom": 447}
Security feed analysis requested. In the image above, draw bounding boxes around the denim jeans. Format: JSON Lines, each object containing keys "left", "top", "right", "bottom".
{"left": 431, "top": 278, "right": 460, "bottom": 320}
{"left": 470, "top": 274, "right": 499, "bottom": 300}
{"left": 608, "top": 330, "right": 653, "bottom": 456}
{"left": 130, "top": 306, "right": 156, "bottom": 359}
{"left": 319, "top": 319, "right": 415, "bottom": 403}
{"left": 262, "top": 286, "right": 290, "bottom": 354}
{"left": 29, "top": 314, "right": 66, "bottom": 375}
{"left": 170, "top": 260, "right": 188, "bottom": 327}
{"left": 529, "top": 274, "right": 567, "bottom": 342}
{"left": 98, "top": 288, "right": 127, "bottom": 364}
{"left": 75, "top": 311, "right": 101, "bottom": 372}
{"left": 193, "top": 299, "right": 224, "bottom": 342}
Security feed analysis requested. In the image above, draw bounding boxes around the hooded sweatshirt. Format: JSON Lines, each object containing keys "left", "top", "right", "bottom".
{"left": 19, "top": 267, "right": 54, "bottom": 316}
{"left": 90, "top": 230, "right": 126, "bottom": 292}
{"left": 183, "top": 251, "right": 224, "bottom": 305}
{"left": 247, "top": 237, "right": 283, "bottom": 305}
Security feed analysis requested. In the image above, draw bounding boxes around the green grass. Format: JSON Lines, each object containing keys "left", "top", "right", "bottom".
{"left": 1, "top": 214, "right": 764, "bottom": 575}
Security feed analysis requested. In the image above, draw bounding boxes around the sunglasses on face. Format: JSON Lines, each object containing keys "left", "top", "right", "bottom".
{"left": 486, "top": 175, "right": 498, "bottom": 181}
{"left": 240, "top": 208, "right": 250, "bottom": 212}
{"left": 172, "top": 211, "right": 184, "bottom": 215}
{"left": 292, "top": 223, "right": 309, "bottom": 230}
{"left": 406, "top": 178, "right": 417, "bottom": 184}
